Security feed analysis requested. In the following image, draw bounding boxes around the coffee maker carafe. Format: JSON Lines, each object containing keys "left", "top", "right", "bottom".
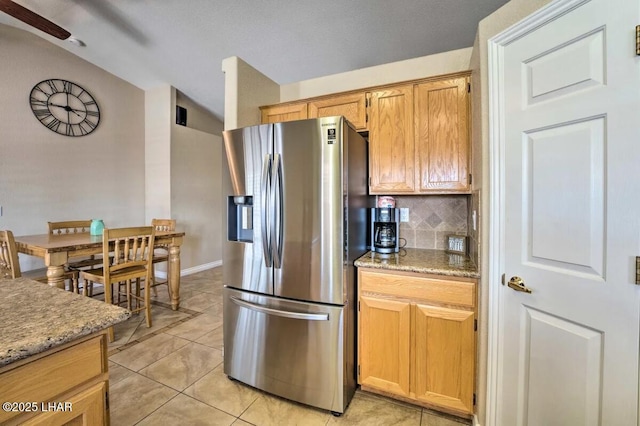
{"left": 371, "top": 208, "right": 400, "bottom": 254}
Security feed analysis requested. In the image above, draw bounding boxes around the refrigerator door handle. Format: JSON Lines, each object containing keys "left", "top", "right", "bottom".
{"left": 230, "top": 296, "right": 330, "bottom": 321}
{"left": 272, "top": 153, "right": 283, "bottom": 269}
{"left": 261, "top": 154, "right": 272, "bottom": 267}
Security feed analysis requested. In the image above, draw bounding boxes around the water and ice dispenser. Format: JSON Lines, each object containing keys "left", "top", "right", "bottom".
{"left": 227, "top": 196, "right": 253, "bottom": 242}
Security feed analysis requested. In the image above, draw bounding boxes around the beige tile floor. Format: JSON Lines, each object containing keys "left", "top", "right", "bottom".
{"left": 107, "top": 268, "right": 472, "bottom": 426}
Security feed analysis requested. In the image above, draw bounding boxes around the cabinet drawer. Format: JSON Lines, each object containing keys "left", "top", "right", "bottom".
{"left": 360, "top": 269, "right": 475, "bottom": 308}
{"left": 0, "top": 336, "right": 105, "bottom": 424}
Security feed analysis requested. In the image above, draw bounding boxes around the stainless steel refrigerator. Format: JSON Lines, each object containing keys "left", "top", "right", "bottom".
{"left": 222, "top": 116, "right": 370, "bottom": 415}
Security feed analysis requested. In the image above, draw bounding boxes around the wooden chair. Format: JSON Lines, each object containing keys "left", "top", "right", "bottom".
{"left": 81, "top": 226, "right": 156, "bottom": 342}
{"left": 48, "top": 220, "right": 105, "bottom": 294}
{"left": 1, "top": 230, "right": 79, "bottom": 287}
{"left": 150, "top": 218, "right": 176, "bottom": 299}
{"left": 0, "top": 230, "right": 21, "bottom": 279}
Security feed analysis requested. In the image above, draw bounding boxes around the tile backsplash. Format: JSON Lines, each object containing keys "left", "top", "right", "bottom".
{"left": 394, "top": 195, "right": 468, "bottom": 251}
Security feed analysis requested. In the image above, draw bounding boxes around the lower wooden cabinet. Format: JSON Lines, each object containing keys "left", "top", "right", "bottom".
{"left": 21, "top": 382, "right": 106, "bottom": 426}
{"left": 358, "top": 268, "right": 477, "bottom": 418}
{"left": 0, "top": 331, "right": 109, "bottom": 425}
{"left": 359, "top": 296, "right": 411, "bottom": 397}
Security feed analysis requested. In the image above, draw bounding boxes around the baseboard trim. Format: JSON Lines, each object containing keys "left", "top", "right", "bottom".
{"left": 154, "top": 260, "right": 222, "bottom": 279}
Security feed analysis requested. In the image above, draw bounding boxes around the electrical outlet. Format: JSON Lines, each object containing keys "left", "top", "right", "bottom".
{"left": 400, "top": 208, "right": 409, "bottom": 223}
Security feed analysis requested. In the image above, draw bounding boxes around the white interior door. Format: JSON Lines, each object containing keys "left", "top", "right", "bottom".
{"left": 490, "top": 0, "right": 640, "bottom": 425}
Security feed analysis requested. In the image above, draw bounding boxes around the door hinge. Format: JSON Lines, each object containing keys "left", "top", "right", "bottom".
{"left": 636, "top": 25, "right": 640, "bottom": 55}
{"left": 366, "top": 112, "right": 369, "bottom": 123}
{"left": 358, "top": 365, "right": 361, "bottom": 377}
{"left": 467, "top": 82, "right": 471, "bottom": 93}
{"left": 501, "top": 273, "right": 506, "bottom": 285}
{"left": 358, "top": 301, "right": 360, "bottom": 311}
{"left": 468, "top": 174, "right": 472, "bottom": 185}
{"left": 105, "top": 391, "right": 109, "bottom": 410}
{"left": 473, "top": 393, "right": 476, "bottom": 406}
{"left": 474, "top": 319, "right": 477, "bottom": 331}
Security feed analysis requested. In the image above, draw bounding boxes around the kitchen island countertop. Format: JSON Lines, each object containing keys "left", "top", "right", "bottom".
{"left": 355, "top": 248, "right": 479, "bottom": 279}
{"left": 0, "top": 277, "right": 130, "bottom": 367}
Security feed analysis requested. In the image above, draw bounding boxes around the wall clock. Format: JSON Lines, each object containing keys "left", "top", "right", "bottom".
{"left": 29, "top": 79, "right": 100, "bottom": 136}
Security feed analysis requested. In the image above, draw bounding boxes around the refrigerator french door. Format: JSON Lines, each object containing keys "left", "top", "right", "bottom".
{"left": 222, "top": 116, "right": 369, "bottom": 414}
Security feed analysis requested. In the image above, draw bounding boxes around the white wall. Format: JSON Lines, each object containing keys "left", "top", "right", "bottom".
{"left": 145, "top": 85, "right": 224, "bottom": 271}
{"left": 280, "top": 47, "right": 473, "bottom": 101}
{"left": 176, "top": 91, "right": 224, "bottom": 136}
{"left": 221, "top": 56, "right": 280, "bottom": 130}
{"left": 171, "top": 125, "right": 223, "bottom": 271}
{"left": 0, "top": 24, "right": 145, "bottom": 271}
{"left": 145, "top": 85, "right": 173, "bottom": 223}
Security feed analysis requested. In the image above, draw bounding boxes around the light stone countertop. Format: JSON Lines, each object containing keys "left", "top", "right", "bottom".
{"left": 0, "top": 277, "right": 131, "bottom": 367}
{"left": 355, "top": 248, "right": 479, "bottom": 278}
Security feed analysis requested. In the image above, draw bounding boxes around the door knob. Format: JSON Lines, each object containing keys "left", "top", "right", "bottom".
{"left": 507, "top": 276, "right": 532, "bottom": 293}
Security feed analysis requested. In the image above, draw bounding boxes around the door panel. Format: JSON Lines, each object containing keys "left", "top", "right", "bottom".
{"left": 369, "top": 85, "right": 415, "bottom": 193}
{"left": 308, "top": 93, "right": 367, "bottom": 130}
{"left": 359, "top": 295, "right": 411, "bottom": 397}
{"left": 524, "top": 28, "right": 605, "bottom": 105}
{"left": 273, "top": 118, "right": 345, "bottom": 305}
{"left": 525, "top": 117, "right": 605, "bottom": 277}
{"left": 415, "top": 78, "right": 469, "bottom": 192}
{"left": 522, "top": 307, "right": 602, "bottom": 426}
{"left": 223, "top": 124, "right": 273, "bottom": 295}
{"left": 414, "top": 304, "right": 474, "bottom": 414}
{"left": 261, "top": 103, "right": 308, "bottom": 124}
{"left": 223, "top": 288, "right": 348, "bottom": 413}
{"left": 496, "top": 0, "right": 640, "bottom": 424}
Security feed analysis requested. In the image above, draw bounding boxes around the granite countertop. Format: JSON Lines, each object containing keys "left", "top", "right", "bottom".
{"left": 0, "top": 277, "right": 131, "bottom": 367}
{"left": 355, "top": 248, "right": 480, "bottom": 278}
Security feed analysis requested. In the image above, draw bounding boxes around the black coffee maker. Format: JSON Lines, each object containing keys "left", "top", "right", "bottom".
{"left": 370, "top": 208, "right": 400, "bottom": 254}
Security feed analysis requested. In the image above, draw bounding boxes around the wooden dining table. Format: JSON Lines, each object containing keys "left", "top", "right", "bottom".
{"left": 13, "top": 230, "right": 185, "bottom": 310}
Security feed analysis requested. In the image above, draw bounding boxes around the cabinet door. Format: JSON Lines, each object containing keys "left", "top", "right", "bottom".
{"left": 359, "top": 295, "right": 411, "bottom": 397}
{"left": 22, "top": 382, "right": 105, "bottom": 425}
{"left": 414, "top": 304, "right": 475, "bottom": 414}
{"left": 415, "top": 77, "right": 470, "bottom": 192}
{"left": 308, "top": 93, "right": 367, "bottom": 130}
{"left": 369, "top": 85, "right": 415, "bottom": 194}
{"left": 261, "top": 103, "right": 308, "bottom": 124}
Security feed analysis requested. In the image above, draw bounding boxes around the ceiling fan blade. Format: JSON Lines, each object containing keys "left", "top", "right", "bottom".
{"left": 0, "top": 0, "right": 70, "bottom": 40}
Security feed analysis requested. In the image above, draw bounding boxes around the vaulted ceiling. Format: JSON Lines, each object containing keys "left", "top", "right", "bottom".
{"left": 0, "top": 0, "right": 510, "bottom": 120}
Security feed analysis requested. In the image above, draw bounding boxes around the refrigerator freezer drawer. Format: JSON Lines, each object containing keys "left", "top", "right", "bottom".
{"left": 223, "top": 287, "right": 354, "bottom": 413}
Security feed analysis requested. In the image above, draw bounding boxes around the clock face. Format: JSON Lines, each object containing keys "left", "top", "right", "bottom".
{"left": 29, "top": 79, "right": 100, "bottom": 137}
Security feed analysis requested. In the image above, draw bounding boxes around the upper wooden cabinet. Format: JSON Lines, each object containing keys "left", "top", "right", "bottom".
{"left": 261, "top": 92, "right": 367, "bottom": 130}
{"left": 308, "top": 92, "right": 367, "bottom": 130}
{"left": 259, "top": 71, "right": 471, "bottom": 195}
{"left": 260, "top": 102, "right": 308, "bottom": 123}
{"left": 368, "top": 85, "right": 415, "bottom": 193}
{"left": 415, "top": 76, "right": 470, "bottom": 192}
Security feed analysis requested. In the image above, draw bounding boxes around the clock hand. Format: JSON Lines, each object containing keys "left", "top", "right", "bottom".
{"left": 47, "top": 102, "right": 84, "bottom": 118}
